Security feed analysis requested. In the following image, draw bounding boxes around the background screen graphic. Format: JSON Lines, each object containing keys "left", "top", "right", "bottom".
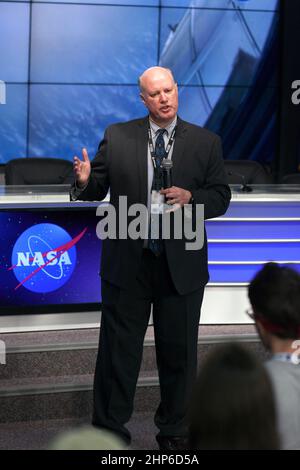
{"left": 0, "top": 209, "right": 102, "bottom": 314}
{"left": 0, "top": 0, "right": 279, "bottom": 164}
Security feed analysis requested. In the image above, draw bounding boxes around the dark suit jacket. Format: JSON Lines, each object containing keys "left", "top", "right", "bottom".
{"left": 75, "top": 116, "right": 231, "bottom": 295}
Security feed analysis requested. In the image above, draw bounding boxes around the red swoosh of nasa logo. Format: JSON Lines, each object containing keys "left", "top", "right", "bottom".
{"left": 9, "top": 227, "right": 88, "bottom": 290}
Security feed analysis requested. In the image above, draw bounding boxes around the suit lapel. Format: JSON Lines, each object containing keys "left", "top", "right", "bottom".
{"left": 135, "top": 117, "right": 149, "bottom": 206}
{"left": 171, "top": 117, "right": 188, "bottom": 186}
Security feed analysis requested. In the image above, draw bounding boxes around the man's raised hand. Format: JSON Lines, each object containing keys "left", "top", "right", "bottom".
{"left": 73, "top": 148, "right": 91, "bottom": 188}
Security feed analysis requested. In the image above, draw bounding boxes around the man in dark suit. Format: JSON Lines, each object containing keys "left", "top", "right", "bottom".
{"left": 72, "top": 66, "right": 231, "bottom": 450}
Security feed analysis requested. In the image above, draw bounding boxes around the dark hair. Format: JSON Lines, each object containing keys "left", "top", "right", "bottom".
{"left": 248, "top": 262, "right": 300, "bottom": 339}
{"left": 189, "top": 343, "right": 279, "bottom": 450}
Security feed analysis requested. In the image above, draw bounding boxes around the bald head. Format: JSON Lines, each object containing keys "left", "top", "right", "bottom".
{"left": 139, "top": 67, "right": 178, "bottom": 126}
{"left": 138, "top": 67, "right": 175, "bottom": 92}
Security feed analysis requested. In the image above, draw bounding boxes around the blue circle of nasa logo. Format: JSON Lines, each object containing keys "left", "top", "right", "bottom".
{"left": 12, "top": 223, "right": 76, "bottom": 293}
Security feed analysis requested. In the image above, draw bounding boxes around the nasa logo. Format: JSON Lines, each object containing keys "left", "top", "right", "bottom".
{"left": 11, "top": 223, "right": 82, "bottom": 293}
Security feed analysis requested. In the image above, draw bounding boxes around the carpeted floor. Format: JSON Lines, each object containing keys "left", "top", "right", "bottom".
{"left": 0, "top": 412, "right": 158, "bottom": 450}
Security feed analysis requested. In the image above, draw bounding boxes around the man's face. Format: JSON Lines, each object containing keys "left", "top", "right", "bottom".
{"left": 140, "top": 70, "right": 178, "bottom": 125}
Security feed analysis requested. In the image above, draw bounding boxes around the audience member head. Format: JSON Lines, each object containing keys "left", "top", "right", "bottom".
{"left": 189, "top": 342, "right": 279, "bottom": 450}
{"left": 248, "top": 263, "right": 300, "bottom": 352}
{"left": 49, "top": 425, "right": 126, "bottom": 450}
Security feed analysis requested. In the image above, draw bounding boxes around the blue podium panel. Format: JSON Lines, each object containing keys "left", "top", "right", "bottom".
{"left": 0, "top": 203, "right": 102, "bottom": 315}
{"left": 208, "top": 263, "right": 300, "bottom": 284}
{"left": 208, "top": 242, "right": 300, "bottom": 262}
{"left": 1, "top": 187, "right": 300, "bottom": 313}
{"left": 207, "top": 190, "right": 300, "bottom": 284}
{"left": 223, "top": 201, "right": 300, "bottom": 218}
{"left": 206, "top": 220, "right": 300, "bottom": 240}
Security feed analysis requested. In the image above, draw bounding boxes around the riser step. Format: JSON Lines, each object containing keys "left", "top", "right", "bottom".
{"left": 0, "top": 382, "right": 160, "bottom": 423}
{"left": 0, "top": 334, "right": 262, "bottom": 381}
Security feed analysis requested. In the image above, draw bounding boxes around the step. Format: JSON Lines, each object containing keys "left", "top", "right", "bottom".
{"left": 0, "top": 325, "right": 260, "bottom": 381}
{"left": 0, "top": 413, "right": 158, "bottom": 450}
{"left": 0, "top": 324, "right": 268, "bottom": 423}
{"left": 0, "top": 374, "right": 160, "bottom": 423}
{"left": 0, "top": 339, "right": 267, "bottom": 400}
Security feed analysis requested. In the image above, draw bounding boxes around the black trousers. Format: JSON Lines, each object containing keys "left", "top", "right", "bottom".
{"left": 92, "top": 249, "right": 204, "bottom": 444}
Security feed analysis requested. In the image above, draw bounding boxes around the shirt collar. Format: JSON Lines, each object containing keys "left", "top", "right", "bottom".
{"left": 271, "top": 353, "right": 300, "bottom": 365}
{"left": 149, "top": 116, "right": 177, "bottom": 136}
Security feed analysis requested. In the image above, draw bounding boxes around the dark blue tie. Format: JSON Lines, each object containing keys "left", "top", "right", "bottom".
{"left": 148, "top": 129, "right": 166, "bottom": 256}
{"left": 154, "top": 128, "right": 167, "bottom": 169}
{"left": 152, "top": 128, "right": 166, "bottom": 190}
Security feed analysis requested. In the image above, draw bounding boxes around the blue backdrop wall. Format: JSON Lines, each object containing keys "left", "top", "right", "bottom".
{"left": 0, "top": 0, "right": 279, "bottom": 164}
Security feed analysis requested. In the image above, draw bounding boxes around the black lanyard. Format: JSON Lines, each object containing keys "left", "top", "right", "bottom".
{"left": 147, "top": 125, "right": 176, "bottom": 169}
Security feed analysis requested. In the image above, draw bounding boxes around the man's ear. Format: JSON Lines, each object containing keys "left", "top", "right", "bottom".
{"left": 140, "top": 93, "right": 146, "bottom": 106}
{"left": 255, "top": 319, "right": 265, "bottom": 337}
{"left": 255, "top": 320, "right": 271, "bottom": 349}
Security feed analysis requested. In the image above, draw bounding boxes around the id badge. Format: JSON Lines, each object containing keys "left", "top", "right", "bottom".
{"left": 150, "top": 190, "right": 164, "bottom": 215}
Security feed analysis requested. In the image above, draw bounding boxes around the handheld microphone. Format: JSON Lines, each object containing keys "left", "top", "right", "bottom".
{"left": 228, "top": 171, "right": 252, "bottom": 192}
{"left": 162, "top": 159, "right": 173, "bottom": 189}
